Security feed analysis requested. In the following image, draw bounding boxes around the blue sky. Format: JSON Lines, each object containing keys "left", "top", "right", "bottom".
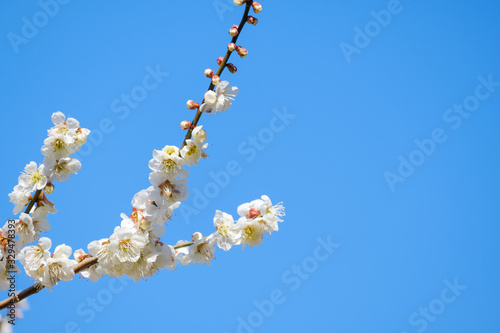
{"left": 1, "top": 0, "right": 500, "bottom": 332}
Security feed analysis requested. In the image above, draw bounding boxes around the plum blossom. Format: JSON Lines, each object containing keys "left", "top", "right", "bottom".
{"left": 43, "top": 244, "right": 77, "bottom": 291}
{"left": 203, "top": 81, "right": 239, "bottom": 113}
{"left": 212, "top": 210, "right": 240, "bottom": 251}
{"left": 18, "top": 162, "right": 47, "bottom": 193}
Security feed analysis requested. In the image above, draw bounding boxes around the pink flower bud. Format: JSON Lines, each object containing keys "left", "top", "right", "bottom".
{"left": 217, "top": 56, "right": 225, "bottom": 65}
{"left": 211, "top": 75, "right": 221, "bottom": 85}
{"left": 74, "top": 249, "right": 88, "bottom": 262}
{"left": 236, "top": 46, "right": 248, "bottom": 58}
{"left": 229, "top": 27, "right": 239, "bottom": 37}
{"left": 233, "top": 0, "right": 245, "bottom": 5}
{"left": 186, "top": 100, "right": 200, "bottom": 110}
{"left": 247, "top": 16, "right": 258, "bottom": 25}
{"left": 180, "top": 120, "right": 191, "bottom": 130}
{"left": 226, "top": 63, "right": 237, "bottom": 74}
{"left": 227, "top": 43, "right": 236, "bottom": 51}
{"left": 204, "top": 68, "right": 214, "bottom": 78}
{"left": 252, "top": 2, "right": 262, "bottom": 13}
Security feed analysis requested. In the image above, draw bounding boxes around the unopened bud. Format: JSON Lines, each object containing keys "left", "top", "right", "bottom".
{"left": 217, "top": 56, "right": 225, "bottom": 65}
{"left": 192, "top": 232, "right": 203, "bottom": 241}
{"left": 186, "top": 100, "right": 200, "bottom": 110}
{"left": 193, "top": 127, "right": 207, "bottom": 143}
{"left": 211, "top": 75, "right": 221, "bottom": 85}
{"left": 252, "top": 2, "right": 262, "bottom": 13}
{"left": 247, "top": 16, "right": 258, "bottom": 25}
{"left": 233, "top": 0, "right": 245, "bottom": 5}
{"left": 236, "top": 46, "right": 248, "bottom": 58}
{"left": 204, "top": 68, "right": 214, "bottom": 78}
{"left": 74, "top": 249, "right": 87, "bottom": 262}
{"left": 229, "top": 27, "right": 239, "bottom": 37}
{"left": 44, "top": 182, "right": 54, "bottom": 194}
{"left": 227, "top": 43, "right": 236, "bottom": 51}
{"left": 226, "top": 63, "right": 237, "bottom": 74}
{"left": 180, "top": 120, "right": 191, "bottom": 130}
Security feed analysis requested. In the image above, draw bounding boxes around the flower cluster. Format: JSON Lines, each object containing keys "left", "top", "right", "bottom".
{"left": 18, "top": 238, "right": 77, "bottom": 291}
{"left": 74, "top": 126, "right": 208, "bottom": 282}
{"left": 177, "top": 195, "right": 285, "bottom": 265}
{"left": 7, "top": 112, "right": 89, "bottom": 214}
{"left": 2, "top": 112, "right": 89, "bottom": 290}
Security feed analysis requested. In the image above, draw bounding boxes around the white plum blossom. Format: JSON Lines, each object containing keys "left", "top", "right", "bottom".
{"left": 181, "top": 235, "right": 216, "bottom": 266}
{"left": 31, "top": 206, "right": 52, "bottom": 238}
{"left": 238, "top": 220, "right": 265, "bottom": 247}
{"left": 154, "top": 243, "right": 177, "bottom": 271}
{"left": 75, "top": 127, "right": 91, "bottom": 147}
{"left": 8, "top": 185, "right": 30, "bottom": 214}
{"left": 191, "top": 126, "right": 207, "bottom": 144}
{"left": 18, "top": 162, "right": 47, "bottom": 193}
{"left": 149, "top": 145, "right": 188, "bottom": 180}
{"left": 43, "top": 244, "right": 77, "bottom": 291}
{"left": 237, "top": 195, "right": 285, "bottom": 234}
{"left": 74, "top": 249, "right": 104, "bottom": 282}
{"left": 41, "top": 133, "right": 78, "bottom": 160}
{"left": 47, "top": 111, "right": 79, "bottom": 139}
{"left": 18, "top": 237, "right": 52, "bottom": 274}
{"left": 87, "top": 239, "right": 124, "bottom": 277}
{"left": 15, "top": 213, "right": 36, "bottom": 247}
{"left": 42, "top": 156, "right": 81, "bottom": 182}
{"left": 212, "top": 210, "right": 240, "bottom": 251}
{"left": 149, "top": 174, "right": 189, "bottom": 203}
{"left": 108, "top": 223, "right": 148, "bottom": 264}
{"left": 180, "top": 139, "right": 207, "bottom": 166}
{"left": 203, "top": 81, "right": 239, "bottom": 113}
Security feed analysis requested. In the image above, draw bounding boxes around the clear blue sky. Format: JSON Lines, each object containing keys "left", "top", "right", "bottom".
{"left": 1, "top": 1, "right": 500, "bottom": 332}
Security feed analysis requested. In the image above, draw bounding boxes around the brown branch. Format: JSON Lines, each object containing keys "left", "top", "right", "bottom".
{"left": 0, "top": 240, "right": 195, "bottom": 310}
{"left": 182, "top": 1, "right": 253, "bottom": 148}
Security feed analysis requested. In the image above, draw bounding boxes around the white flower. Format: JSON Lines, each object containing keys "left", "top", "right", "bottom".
{"left": 181, "top": 235, "right": 216, "bottom": 266}
{"left": 203, "top": 81, "right": 239, "bottom": 113}
{"left": 237, "top": 195, "right": 285, "bottom": 234}
{"left": 74, "top": 249, "right": 103, "bottom": 283}
{"left": 41, "top": 133, "right": 78, "bottom": 160}
{"left": 42, "top": 244, "right": 77, "bottom": 291}
{"left": 132, "top": 188, "right": 152, "bottom": 210}
{"left": 154, "top": 243, "right": 176, "bottom": 271}
{"left": 8, "top": 185, "right": 30, "bottom": 214}
{"left": 148, "top": 145, "right": 188, "bottom": 179}
{"left": 108, "top": 226, "right": 148, "bottom": 263}
{"left": 47, "top": 111, "right": 79, "bottom": 138}
{"left": 145, "top": 196, "right": 180, "bottom": 226}
{"left": 180, "top": 139, "right": 207, "bottom": 167}
{"left": 42, "top": 156, "right": 81, "bottom": 182}
{"left": 238, "top": 220, "right": 264, "bottom": 248}
{"left": 19, "top": 237, "right": 52, "bottom": 273}
{"left": 191, "top": 126, "right": 207, "bottom": 144}
{"left": 75, "top": 127, "right": 91, "bottom": 147}
{"left": 18, "top": 162, "right": 47, "bottom": 193}
{"left": 15, "top": 213, "right": 36, "bottom": 247}
{"left": 88, "top": 239, "right": 124, "bottom": 277}
{"left": 149, "top": 173, "right": 189, "bottom": 203}
{"left": 31, "top": 206, "right": 52, "bottom": 238}
{"left": 213, "top": 211, "right": 240, "bottom": 251}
